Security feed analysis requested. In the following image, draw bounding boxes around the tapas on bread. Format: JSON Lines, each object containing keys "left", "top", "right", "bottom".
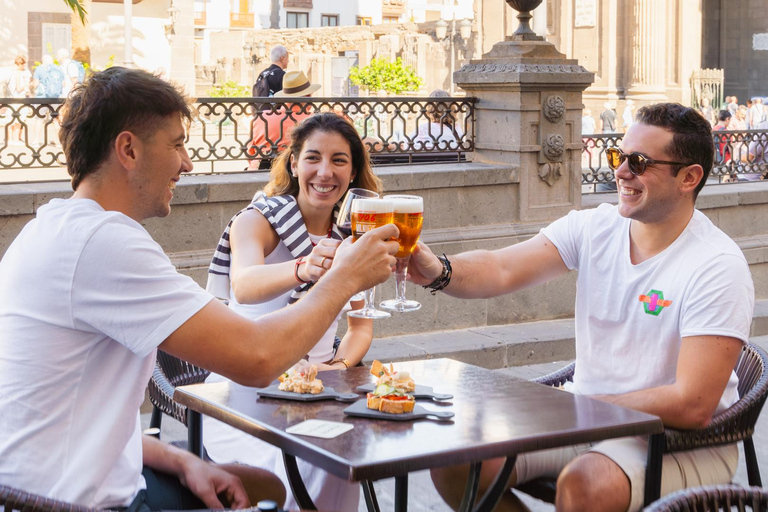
{"left": 278, "top": 365, "right": 324, "bottom": 394}
{"left": 366, "top": 361, "right": 415, "bottom": 414}
{"left": 370, "top": 360, "right": 416, "bottom": 393}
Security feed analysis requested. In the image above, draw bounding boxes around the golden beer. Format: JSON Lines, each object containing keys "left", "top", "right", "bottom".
{"left": 351, "top": 198, "right": 394, "bottom": 241}
{"left": 385, "top": 196, "right": 424, "bottom": 258}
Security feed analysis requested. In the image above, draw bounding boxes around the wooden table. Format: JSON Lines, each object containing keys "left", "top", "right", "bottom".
{"left": 174, "top": 358, "right": 664, "bottom": 512}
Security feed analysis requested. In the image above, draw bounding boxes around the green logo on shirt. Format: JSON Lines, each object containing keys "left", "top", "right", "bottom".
{"left": 638, "top": 289, "right": 672, "bottom": 316}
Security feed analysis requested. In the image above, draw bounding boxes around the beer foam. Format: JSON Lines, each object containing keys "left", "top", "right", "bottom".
{"left": 352, "top": 198, "right": 393, "bottom": 213}
{"left": 384, "top": 195, "right": 423, "bottom": 213}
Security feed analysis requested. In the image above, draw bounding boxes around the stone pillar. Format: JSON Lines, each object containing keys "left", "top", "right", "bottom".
{"left": 626, "top": 0, "right": 668, "bottom": 100}
{"left": 170, "top": 0, "right": 196, "bottom": 96}
{"left": 454, "top": 37, "right": 593, "bottom": 223}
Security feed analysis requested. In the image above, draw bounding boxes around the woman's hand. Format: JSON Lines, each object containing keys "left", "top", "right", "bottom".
{"left": 297, "top": 238, "right": 342, "bottom": 283}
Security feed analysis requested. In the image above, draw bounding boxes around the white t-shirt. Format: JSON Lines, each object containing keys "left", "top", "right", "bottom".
{"left": 541, "top": 204, "right": 753, "bottom": 412}
{"left": 0, "top": 198, "right": 212, "bottom": 508}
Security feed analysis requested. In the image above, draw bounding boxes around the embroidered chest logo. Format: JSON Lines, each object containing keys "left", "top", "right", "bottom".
{"left": 638, "top": 289, "right": 673, "bottom": 316}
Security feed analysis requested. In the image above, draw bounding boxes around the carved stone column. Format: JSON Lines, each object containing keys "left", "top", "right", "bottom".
{"left": 626, "top": 0, "right": 668, "bottom": 100}
{"left": 454, "top": 38, "right": 593, "bottom": 223}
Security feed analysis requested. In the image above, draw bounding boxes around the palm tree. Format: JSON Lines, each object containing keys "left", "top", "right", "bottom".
{"left": 64, "top": 0, "right": 90, "bottom": 64}
{"left": 64, "top": 0, "right": 86, "bottom": 23}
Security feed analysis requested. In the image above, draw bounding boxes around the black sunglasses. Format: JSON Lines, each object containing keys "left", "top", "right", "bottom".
{"left": 605, "top": 147, "right": 694, "bottom": 176}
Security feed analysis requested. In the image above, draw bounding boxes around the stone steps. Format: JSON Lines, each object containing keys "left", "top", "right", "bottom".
{"left": 366, "top": 298, "right": 768, "bottom": 369}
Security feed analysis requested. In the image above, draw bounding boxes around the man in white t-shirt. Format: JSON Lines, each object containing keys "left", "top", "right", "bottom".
{"left": 410, "top": 103, "right": 754, "bottom": 512}
{"left": 0, "top": 67, "right": 399, "bottom": 511}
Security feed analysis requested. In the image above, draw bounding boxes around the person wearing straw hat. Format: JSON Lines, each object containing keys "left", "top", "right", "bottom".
{"left": 246, "top": 71, "right": 320, "bottom": 170}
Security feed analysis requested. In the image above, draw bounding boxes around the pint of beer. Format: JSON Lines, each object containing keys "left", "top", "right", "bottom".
{"left": 351, "top": 198, "right": 394, "bottom": 241}
{"left": 385, "top": 195, "right": 424, "bottom": 258}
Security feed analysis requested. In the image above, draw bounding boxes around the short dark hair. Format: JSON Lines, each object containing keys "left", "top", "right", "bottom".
{"left": 717, "top": 109, "right": 732, "bottom": 122}
{"left": 635, "top": 102, "right": 714, "bottom": 198}
{"left": 266, "top": 112, "right": 382, "bottom": 196}
{"left": 59, "top": 67, "right": 192, "bottom": 190}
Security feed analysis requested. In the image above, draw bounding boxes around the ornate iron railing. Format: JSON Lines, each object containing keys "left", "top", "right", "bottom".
{"left": 0, "top": 97, "right": 475, "bottom": 172}
{"left": 581, "top": 129, "right": 768, "bottom": 191}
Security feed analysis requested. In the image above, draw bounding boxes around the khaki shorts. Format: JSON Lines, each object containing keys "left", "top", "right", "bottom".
{"left": 514, "top": 436, "right": 738, "bottom": 512}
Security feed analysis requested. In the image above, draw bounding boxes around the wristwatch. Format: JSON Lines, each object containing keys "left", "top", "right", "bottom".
{"left": 328, "top": 358, "right": 351, "bottom": 369}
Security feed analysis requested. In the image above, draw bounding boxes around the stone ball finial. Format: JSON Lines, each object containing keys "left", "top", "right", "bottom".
{"left": 506, "top": 0, "right": 544, "bottom": 41}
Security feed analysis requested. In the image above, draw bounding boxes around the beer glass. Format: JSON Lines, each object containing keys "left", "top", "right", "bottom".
{"left": 336, "top": 188, "right": 379, "bottom": 237}
{"left": 380, "top": 195, "right": 424, "bottom": 313}
{"left": 348, "top": 197, "right": 394, "bottom": 319}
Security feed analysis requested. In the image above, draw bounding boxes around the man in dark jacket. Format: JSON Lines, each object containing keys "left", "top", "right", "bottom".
{"left": 252, "top": 45, "right": 288, "bottom": 97}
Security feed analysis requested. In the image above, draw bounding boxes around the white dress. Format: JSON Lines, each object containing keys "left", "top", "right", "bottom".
{"left": 203, "top": 232, "right": 360, "bottom": 511}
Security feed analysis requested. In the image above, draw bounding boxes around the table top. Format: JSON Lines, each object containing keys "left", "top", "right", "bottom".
{"left": 174, "top": 358, "right": 662, "bottom": 482}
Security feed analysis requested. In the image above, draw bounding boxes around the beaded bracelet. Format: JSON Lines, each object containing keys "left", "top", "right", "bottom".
{"left": 423, "top": 253, "right": 452, "bottom": 295}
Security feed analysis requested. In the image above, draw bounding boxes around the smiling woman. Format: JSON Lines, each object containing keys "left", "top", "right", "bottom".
{"left": 202, "top": 112, "right": 382, "bottom": 511}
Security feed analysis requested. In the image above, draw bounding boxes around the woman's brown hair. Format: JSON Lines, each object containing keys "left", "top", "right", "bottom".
{"left": 264, "top": 113, "right": 382, "bottom": 197}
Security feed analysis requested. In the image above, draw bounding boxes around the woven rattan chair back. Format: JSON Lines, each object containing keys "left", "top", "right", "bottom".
{"left": 0, "top": 484, "right": 103, "bottom": 512}
{"left": 147, "top": 351, "right": 210, "bottom": 457}
{"left": 645, "top": 484, "right": 768, "bottom": 511}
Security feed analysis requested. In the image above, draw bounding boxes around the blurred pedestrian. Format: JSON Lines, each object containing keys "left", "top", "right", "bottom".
{"left": 413, "top": 89, "right": 463, "bottom": 149}
{"left": 33, "top": 55, "right": 64, "bottom": 98}
{"left": 749, "top": 98, "right": 764, "bottom": 129}
{"left": 7, "top": 55, "right": 32, "bottom": 145}
{"left": 246, "top": 70, "right": 319, "bottom": 170}
{"left": 57, "top": 48, "right": 85, "bottom": 97}
{"left": 622, "top": 99, "right": 635, "bottom": 131}
{"left": 729, "top": 105, "right": 748, "bottom": 131}
{"left": 727, "top": 96, "right": 739, "bottom": 117}
{"left": 252, "top": 45, "right": 288, "bottom": 97}
{"left": 697, "top": 97, "right": 715, "bottom": 126}
{"left": 713, "top": 110, "right": 732, "bottom": 165}
{"left": 581, "top": 108, "right": 596, "bottom": 135}
{"left": 599, "top": 102, "right": 617, "bottom": 133}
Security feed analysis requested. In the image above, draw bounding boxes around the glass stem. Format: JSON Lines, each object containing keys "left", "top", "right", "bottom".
{"left": 363, "top": 286, "right": 377, "bottom": 311}
{"left": 394, "top": 256, "right": 410, "bottom": 302}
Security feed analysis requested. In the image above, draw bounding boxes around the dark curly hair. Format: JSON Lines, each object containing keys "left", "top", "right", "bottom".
{"left": 635, "top": 102, "right": 715, "bottom": 198}
{"left": 59, "top": 67, "right": 192, "bottom": 190}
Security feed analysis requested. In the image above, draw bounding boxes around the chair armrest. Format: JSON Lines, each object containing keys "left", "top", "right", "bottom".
{"left": 0, "top": 484, "right": 101, "bottom": 512}
{"left": 148, "top": 361, "right": 191, "bottom": 427}
{"left": 665, "top": 344, "right": 768, "bottom": 453}
{"left": 532, "top": 362, "right": 575, "bottom": 387}
{"left": 644, "top": 484, "right": 768, "bottom": 511}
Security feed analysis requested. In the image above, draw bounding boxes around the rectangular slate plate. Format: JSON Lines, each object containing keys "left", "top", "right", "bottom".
{"left": 343, "top": 399, "right": 454, "bottom": 422}
{"left": 257, "top": 385, "right": 359, "bottom": 402}
{"left": 356, "top": 383, "right": 453, "bottom": 401}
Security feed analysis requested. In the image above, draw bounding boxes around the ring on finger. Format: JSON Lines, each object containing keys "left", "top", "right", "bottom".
{"left": 320, "top": 256, "right": 328, "bottom": 268}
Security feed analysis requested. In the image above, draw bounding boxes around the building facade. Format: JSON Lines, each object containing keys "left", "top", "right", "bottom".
{"left": 1, "top": 0, "right": 764, "bottom": 109}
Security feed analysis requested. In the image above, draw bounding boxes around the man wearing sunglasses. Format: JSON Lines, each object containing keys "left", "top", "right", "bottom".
{"left": 412, "top": 103, "right": 753, "bottom": 512}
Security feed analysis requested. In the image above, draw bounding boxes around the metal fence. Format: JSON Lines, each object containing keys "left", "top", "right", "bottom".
{"left": 0, "top": 97, "right": 476, "bottom": 172}
{"left": 582, "top": 129, "right": 768, "bottom": 191}
{"left": 3, "top": 97, "right": 767, "bottom": 191}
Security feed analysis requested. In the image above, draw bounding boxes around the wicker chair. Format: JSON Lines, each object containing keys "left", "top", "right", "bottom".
{"left": 517, "top": 343, "right": 768, "bottom": 503}
{"left": 0, "top": 484, "right": 283, "bottom": 512}
{"left": 147, "top": 350, "right": 211, "bottom": 457}
{"left": 0, "top": 484, "right": 104, "bottom": 512}
{"left": 644, "top": 484, "right": 768, "bottom": 511}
